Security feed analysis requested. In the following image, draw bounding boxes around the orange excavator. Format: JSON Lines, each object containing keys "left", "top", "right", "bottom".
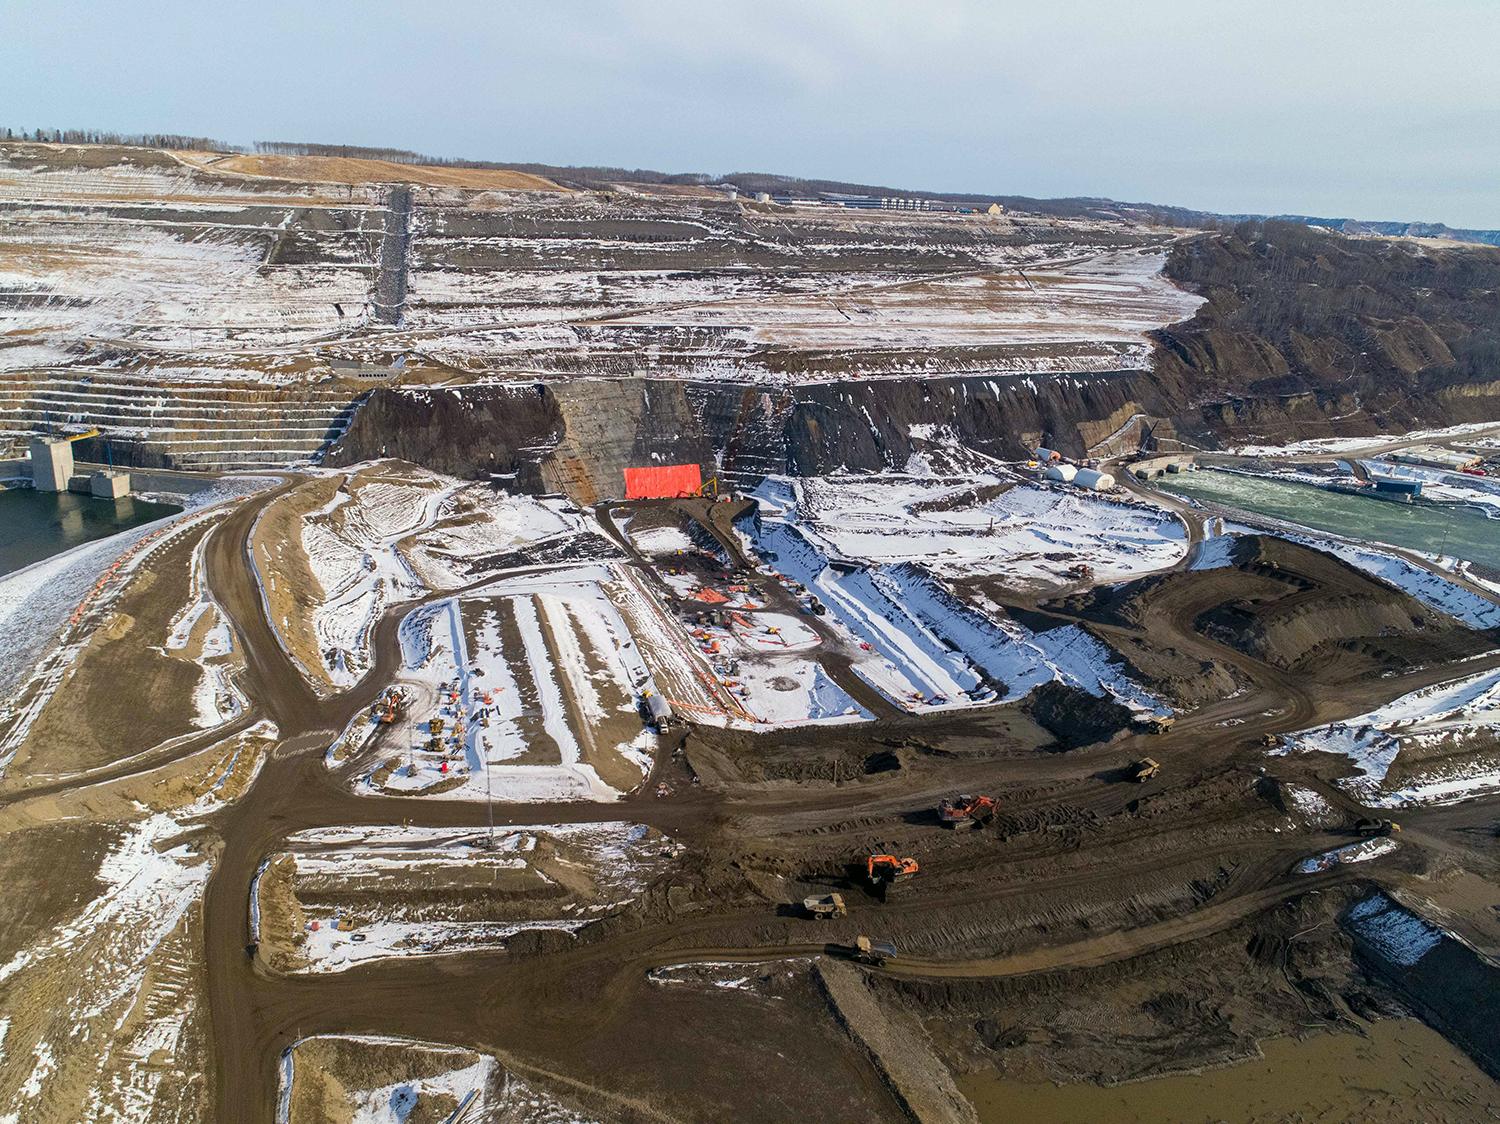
{"left": 865, "top": 854, "right": 919, "bottom": 887}
{"left": 938, "top": 794, "right": 996, "bottom": 830}
{"left": 373, "top": 688, "right": 403, "bottom": 725}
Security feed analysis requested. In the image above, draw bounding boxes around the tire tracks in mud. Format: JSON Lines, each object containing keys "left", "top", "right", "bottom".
{"left": 185, "top": 480, "right": 1500, "bottom": 1122}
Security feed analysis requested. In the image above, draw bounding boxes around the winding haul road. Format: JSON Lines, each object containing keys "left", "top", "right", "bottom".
{"left": 189, "top": 479, "right": 1497, "bottom": 1122}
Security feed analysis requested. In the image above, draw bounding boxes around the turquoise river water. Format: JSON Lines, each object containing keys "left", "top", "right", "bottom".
{"left": 1159, "top": 469, "right": 1500, "bottom": 570}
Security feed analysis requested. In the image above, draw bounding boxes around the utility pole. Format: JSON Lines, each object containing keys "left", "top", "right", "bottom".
{"left": 483, "top": 733, "right": 495, "bottom": 850}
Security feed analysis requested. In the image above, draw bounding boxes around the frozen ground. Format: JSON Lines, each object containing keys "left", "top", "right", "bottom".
{"left": 401, "top": 485, "right": 584, "bottom": 588}
{"left": 1278, "top": 666, "right": 1500, "bottom": 807}
{"left": 746, "top": 475, "right": 1168, "bottom": 716}
{"left": 294, "top": 469, "right": 458, "bottom": 690}
{"left": 1295, "top": 837, "right": 1400, "bottom": 873}
{"left": 1198, "top": 526, "right": 1500, "bottom": 630}
{"left": 278, "top": 1036, "right": 494, "bottom": 1124}
{"left": 259, "top": 465, "right": 593, "bottom": 694}
{"left": 602, "top": 245, "right": 1203, "bottom": 373}
{"left": 0, "top": 720, "right": 277, "bottom": 1123}
{"left": 623, "top": 522, "right": 697, "bottom": 558}
{"left": 353, "top": 564, "right": 656, "bottom": 802}
{"left": 1344, "top": 893, "right": 1446, "bottom": 968}
{"left": 0, "top": 475, "right": 274, "bottom": 778}
{"left": 260, "top": 822, "right": 676, "bottom": 974}
{"left": 1226, "top": 421, "right": 1500, "bottom": 458}
{"left": 161, "top": 526, "right": 246, "bottom": 729}
{"left": 781, "top": 472, "right": 1187, "bottom": 589}
{"left": 689, "top": 608, "right": 870, "bottom": 726}
{"left": 2, "top": 146, "right": 1208, "bottom": 396}
{"left": 277, "top": 1033, "right": 589, "bottom": 1124}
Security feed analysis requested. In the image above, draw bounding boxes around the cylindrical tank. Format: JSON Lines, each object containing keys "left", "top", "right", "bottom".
{"left": 1034, "top": 447, "right": 1061, "bottom": 463}
{"left": 1044, "top": 463, "right": 1078, "bottom": 483}
{"left": 1074, "top": 468, "right": 1115, "bottom": 491}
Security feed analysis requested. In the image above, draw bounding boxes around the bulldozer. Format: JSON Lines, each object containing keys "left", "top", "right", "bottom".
{"left": 865, "top": 854, "right": 919, "bottom": 888}
{"left": 938, "top": 794, "right": 996, "bottom": 830}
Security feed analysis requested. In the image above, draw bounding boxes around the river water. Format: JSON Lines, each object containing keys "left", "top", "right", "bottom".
{"left": 959, "top": 1018, "right": 1494, "bottom": 1123}
{"left": 1158, "top": 470, "right": 1500, "bottom": 570}
{"left": 0, "top": 488, "right": 182, "bottom": 577}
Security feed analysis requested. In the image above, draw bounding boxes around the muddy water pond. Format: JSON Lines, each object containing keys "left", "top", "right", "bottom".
{"left": 0, "top": 488, "right": 181, "bottom": 576}
{"left": 959, "top": 1018, "right": 1495, "bottom": 1123}
{"left": 1158, "top": 469, "right": 1500, "bottom": 571}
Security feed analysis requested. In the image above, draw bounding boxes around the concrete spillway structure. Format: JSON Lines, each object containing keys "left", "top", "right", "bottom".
{"left": 29, "top": 436, "right": 73, "bottom": 491}
{"left": 90, "top": 470, "right": 130, "bottom": 499}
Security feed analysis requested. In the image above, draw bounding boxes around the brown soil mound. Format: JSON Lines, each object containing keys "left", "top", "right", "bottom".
{"left": 1066, "top": 535, "right": 1489, "bottom": 685}
{"left": 1194, "top": 536, "right": 1484, "bottom": 675}
{"left": 185, "top": 153, "right": 563, "bottom": 192}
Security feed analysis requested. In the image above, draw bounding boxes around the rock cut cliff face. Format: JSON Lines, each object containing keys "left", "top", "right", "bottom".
{"left": 327, "top": 369, "right": 1155, "bottom": 499}
{"left": 1148, "top": 221, "right": 1500, "bottom": 446}
{"left": 324, "top": 383, "right": 564, "bottom": 487}
{"left": 327, "top": 222, "right": 1500, "bottom": 500}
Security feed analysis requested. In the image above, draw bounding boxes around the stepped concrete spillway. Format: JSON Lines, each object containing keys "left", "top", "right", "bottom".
{"left": 0, "top": 370, "right": 366, "bottom": 470}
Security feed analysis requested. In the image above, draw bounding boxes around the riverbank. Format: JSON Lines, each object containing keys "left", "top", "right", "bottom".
{"left": 0, "top": 488, "right": 182, "bottom": 576}
{"left": 959, "top": 1017, "right": 1495, "bottom": 1123}
{"left": 1159, "top": 469, "right": 1500, "bottom": 572}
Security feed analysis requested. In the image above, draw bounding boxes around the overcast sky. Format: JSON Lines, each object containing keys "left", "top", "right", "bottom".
{"left": 5, "top": 0, "right": 1498, "bottom": 226}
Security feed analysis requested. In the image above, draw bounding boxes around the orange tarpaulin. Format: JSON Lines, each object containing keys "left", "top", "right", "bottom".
{"left": 693, "top": 588, "right": 731, "bottom": 604}
{"left": 624, "top": 463, "right": 702, "bottom": 500}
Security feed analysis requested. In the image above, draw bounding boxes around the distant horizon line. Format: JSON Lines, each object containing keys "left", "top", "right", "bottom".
{"left": 6, "top": 125, "right": 1499, "bottom": 243}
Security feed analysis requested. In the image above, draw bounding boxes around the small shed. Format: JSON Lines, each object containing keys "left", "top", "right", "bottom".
{"left": 1372, "top": 477, "right": 1423, "bottom": 499}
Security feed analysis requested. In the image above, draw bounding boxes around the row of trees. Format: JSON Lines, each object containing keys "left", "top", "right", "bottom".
{"left": 3, "top": 127, "right": 238, "bottom": 151}
{"left": 253, "top": 140, "right": 437, "bottom": 164}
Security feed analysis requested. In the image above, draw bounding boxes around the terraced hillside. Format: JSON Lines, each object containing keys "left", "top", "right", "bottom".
{"left": 6, "top": 140, "right": 1500, "bottom": 487}
{"left": 0, "top": 140, "right": 1204, "bottom": 475}
{"left": 0, "top": 369, "right": 364, "bottom": 468}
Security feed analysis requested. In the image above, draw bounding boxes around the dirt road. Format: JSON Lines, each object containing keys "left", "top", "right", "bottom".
{"left": 186, "top": 482, "right": 1500, "bottom": 1122}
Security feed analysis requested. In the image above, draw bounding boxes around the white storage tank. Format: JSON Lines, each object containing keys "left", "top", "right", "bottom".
{"left": 1074, "top": 468, "right": 1116, "bottom": 491}
{"left": 1044, "top": 463, "right": 1078, "bottom": 483}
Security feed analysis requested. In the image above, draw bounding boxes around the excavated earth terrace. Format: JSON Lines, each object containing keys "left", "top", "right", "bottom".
{"left": 2, "top": 142, "right": 1500, "bottom": 1124}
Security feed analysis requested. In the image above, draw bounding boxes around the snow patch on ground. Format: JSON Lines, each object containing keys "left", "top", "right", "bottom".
{"left": 1279, "top": 666, "right": 1500, "bottom": 806}
{"left": 1283, "top": 784, "right": 1337, "bottom": 823}
{"left": 1189, "top": 533, "right": 1239, "bottom": 571}
{"left": 298, "top": 472, "right": 458, "bottom": 690}
{"left": 266, "top": 822, "right": 675, "bottom": 974}
{"left": 1345, "top": 893, "right": 1444, "bottom": 967}
{"left": 747, "top": 480, "right": 1167, "bottom": 716}
{"left": 1296, "top": 837, "right": 1400, "bottom": 873}
{"left": 784, "top": 472, "right": 1187, "bottom": 589}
